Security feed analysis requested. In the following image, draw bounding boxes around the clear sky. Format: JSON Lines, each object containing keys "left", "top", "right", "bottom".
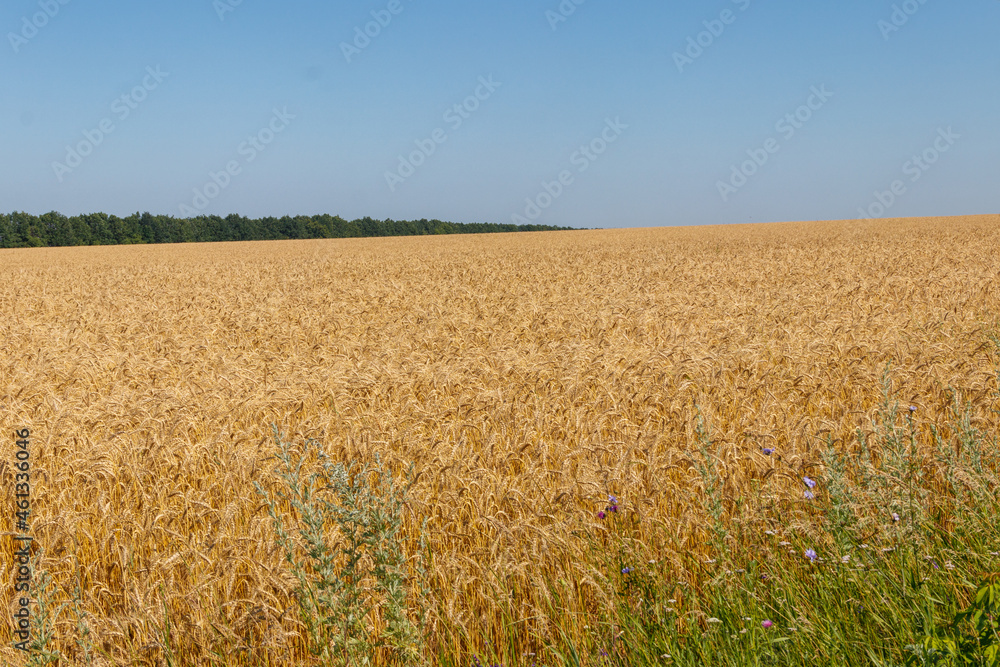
{"left": 2, "top": 1, "right": 997, "bottom": 228}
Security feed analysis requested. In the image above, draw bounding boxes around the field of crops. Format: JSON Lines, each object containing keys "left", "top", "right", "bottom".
{"left": 2, "top": 215, "right": 999, "bottom": 665}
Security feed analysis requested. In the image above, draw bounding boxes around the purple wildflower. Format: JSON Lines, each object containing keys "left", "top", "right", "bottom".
{"left": 762, "top": 620, "right": 773, "bottom": 629}
{"left": 909, "top": 406, "right": 917, "bottom": 413}
{"left": 597, "top": 510, "right": 606, "bottom": 519}
{"left": 804, "top": 477, "right": 816, "bottom": 489}
{"left": 804, "top": 490, "right": 815, "bottom": 500}
{"left": 892, "top": 512, "right": 900, "bottom": 522}
{"left": 805, "top": 549, "right": 818, "bottom": 562}
{"left": 622, "top": 567, "right": 632, "bottom": 574}
{"left": 763, "top": 447, "right": 774, "bottom": 455}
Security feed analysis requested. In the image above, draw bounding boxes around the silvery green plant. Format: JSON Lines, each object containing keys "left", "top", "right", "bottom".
{"left": 69, "top": 558, "right": 95, "bottom": 666}
{"left": 825, "top": 367, "right": 929, "bottom": 544}
{"left": 26, "top": 549, "right": 64, "bottom": 667}
{"left": 254, "top": 427, "right": 426, "bottom": 666}
{"left": 869, "top": 366, "right": 927, "bottom": 535}
{"left": 693, "top": 408, "right": 729, "bottom": 551}
{"left": 931, "top": 385, "right": 1000, "bottom": 532}
{"left": 818, "top": 434, "right": 858, "bottom": 551}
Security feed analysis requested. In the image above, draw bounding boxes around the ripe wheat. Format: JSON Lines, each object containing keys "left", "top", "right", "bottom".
{"left": 1, "top": 215, "right": 998, "bottom": 664}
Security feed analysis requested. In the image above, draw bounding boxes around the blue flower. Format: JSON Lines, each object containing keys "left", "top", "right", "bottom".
{"left": 804, "top": 490, "right": 815, "bottom": 500}
{"left": 622, "top": 567, "right": 632, "bottom": 574}
{"left": 762, "top": 447, "right": 774, "bottom": 455}
{"left": 803, "top": 477, "right": 816, "bottom": 489}
{"left": 805, "top": 549, "right": 817, "bottom": 562}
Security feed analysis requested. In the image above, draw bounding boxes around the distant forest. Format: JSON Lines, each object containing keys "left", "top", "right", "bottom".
{"left": 0, "top": 212, "right": 575, "bottom": 248}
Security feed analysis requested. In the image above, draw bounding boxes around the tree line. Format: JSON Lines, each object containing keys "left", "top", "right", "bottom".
{"left": 0, "top": 212, "right": 575, "bottom": 248}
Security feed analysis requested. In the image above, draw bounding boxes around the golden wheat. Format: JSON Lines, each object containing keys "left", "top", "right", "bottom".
{"left": 1, "top": 215, "right": 999, "bottom": 664}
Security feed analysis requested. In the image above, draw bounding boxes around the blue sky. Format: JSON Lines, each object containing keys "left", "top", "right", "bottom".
{"left": 2, "top": 0, "right": 997, "bottom": 228}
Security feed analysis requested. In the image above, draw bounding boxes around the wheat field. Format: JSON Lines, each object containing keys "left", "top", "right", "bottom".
{"left": 1, "top": 215, "right": 999, "bottom": 665}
